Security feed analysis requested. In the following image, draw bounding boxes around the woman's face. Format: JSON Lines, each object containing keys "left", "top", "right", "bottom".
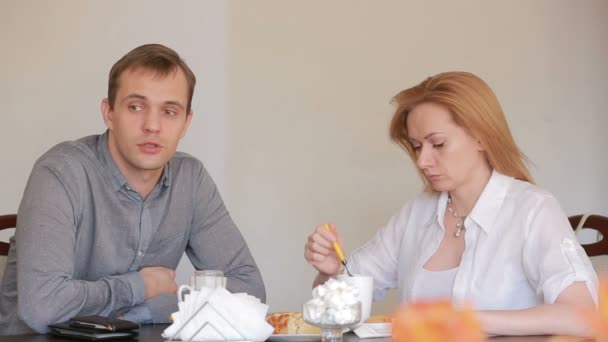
{"left": 406, "top": 102, "right": 488, "bottom": 192}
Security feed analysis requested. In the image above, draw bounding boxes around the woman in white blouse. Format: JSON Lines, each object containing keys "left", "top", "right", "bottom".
{"left": 304, "top": 71, "right": 598, "bottom": 336}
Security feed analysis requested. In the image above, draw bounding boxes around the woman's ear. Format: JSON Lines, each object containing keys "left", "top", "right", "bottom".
{"left": 476, "top": 139, "right": 485, "bottom": 152}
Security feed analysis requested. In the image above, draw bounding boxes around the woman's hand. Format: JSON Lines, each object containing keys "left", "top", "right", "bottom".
{"left": 304, "top": 224, "right": 344, "bottom": 278}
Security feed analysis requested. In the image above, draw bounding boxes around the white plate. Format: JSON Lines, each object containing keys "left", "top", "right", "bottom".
{"left": 267, "top": 334, "right": 322, "bottom": 342}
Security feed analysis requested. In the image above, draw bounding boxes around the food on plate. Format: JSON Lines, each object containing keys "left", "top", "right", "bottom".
{"left": 266, "top": 312, "right": 321, "bottom": 334}
{"left": 365, "top": 315, "right": 391, "bottom": 323}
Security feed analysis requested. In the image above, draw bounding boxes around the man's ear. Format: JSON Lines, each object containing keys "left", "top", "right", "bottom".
{"left": 101, "top": 98, "right": 114, "bottom": 130}
{"left": 180, "top": 111, "right": 194, "bottom": 139}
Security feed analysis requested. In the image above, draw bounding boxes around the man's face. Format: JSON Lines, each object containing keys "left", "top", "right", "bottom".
{"left": 101, "top": 67, "right": 192, "bottom": 180}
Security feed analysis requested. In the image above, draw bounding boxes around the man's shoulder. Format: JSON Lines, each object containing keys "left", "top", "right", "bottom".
{"left": 168, "top": 152, "right": 222, "bottom": 196}
{"left": 171, "top": 150, "right": 201, "bottom": 163}
{"left": 170, "top": 151, "right": 207, "bottom": 175}
{"left": 35, "top": 135, "right": 100, "bottom": 171}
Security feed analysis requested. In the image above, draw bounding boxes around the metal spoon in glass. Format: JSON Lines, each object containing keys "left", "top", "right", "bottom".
{"left": 324, "top": 224, "right": 353, "bottom": 276}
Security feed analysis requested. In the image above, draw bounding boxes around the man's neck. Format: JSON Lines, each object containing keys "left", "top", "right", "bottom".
{"left": 106, "top": 135, "right": 164, "bottom": 201}
{"left": 127, "top": 170, "right": 163, "bottom": 200}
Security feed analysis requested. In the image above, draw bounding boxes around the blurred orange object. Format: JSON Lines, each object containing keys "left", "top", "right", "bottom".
{"left": 392, "top": 300, "right": 486, "bottom": 342}
{"left": 586, "top": 279, "right": 608, "bottom": 341}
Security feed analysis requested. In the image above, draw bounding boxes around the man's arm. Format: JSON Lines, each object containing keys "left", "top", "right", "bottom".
{"left": 186, "top": 166, "right": 266, "bottom": 302}
{"left": 121, "top": 269, "right": 179, "bottom": 324}
{"left": 122, "top": 293, "right": 178, "bottom": 324}
{"left": 15, "top": 165, "right": 147, "bottom": 333}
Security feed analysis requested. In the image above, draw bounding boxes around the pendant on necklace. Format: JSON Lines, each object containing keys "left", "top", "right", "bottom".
{"left": 454, "top": 220, "right": 464, "bottom": 237}
{"left": 447, "top": 195, "right": 466, "bottom": 237}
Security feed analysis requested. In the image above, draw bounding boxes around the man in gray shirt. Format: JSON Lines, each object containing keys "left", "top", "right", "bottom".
{"left": 0, "top": 44, "right": 265, "bottom": 335}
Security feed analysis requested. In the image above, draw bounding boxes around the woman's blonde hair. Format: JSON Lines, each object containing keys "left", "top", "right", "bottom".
{"left": 389, "top": 71, "right": 533, "bottom": 190}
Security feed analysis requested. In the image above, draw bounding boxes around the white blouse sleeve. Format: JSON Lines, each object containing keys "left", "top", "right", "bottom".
{"left": 348, "top": 202, "right": 412, "bottom": 301}
{"left": 522, "top": 194, "right": 598, "bottom": 305}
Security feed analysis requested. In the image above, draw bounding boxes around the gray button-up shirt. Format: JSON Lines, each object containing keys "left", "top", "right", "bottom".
{"left": 0, "top": 132, "right": 265, "bottom": 335}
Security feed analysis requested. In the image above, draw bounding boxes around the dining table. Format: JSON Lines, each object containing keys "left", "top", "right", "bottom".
{"left": 0, "top": 324, "right": 589, "bottom": 342}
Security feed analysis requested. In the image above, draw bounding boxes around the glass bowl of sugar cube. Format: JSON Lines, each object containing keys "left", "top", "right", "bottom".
{"left": 302, "top": 278, "right": 362, "bottom": 342}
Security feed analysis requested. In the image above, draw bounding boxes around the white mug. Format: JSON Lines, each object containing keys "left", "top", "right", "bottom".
{"left": 338, "top": 274, "right": 374, "bottom": 324}
{"left": 177, "top": 270, "right": 227, "bottom": 303}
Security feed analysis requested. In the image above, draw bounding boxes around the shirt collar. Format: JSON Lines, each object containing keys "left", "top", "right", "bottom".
{"left": 96, "top": 130, "right": 171, "bottom": 192}
{"left": 433, "top": 191, "right": 449, "bottom": 230}
{"left": 467, "top": 169, "right": 511, "bottom": 234}
{"left": 161, "top": 161, "right": 172, "bottom": 187}
{"left": 431, "top": 170, "right": 511, "bottom": 234}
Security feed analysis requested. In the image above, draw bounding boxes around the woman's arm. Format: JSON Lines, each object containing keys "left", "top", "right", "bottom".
{"left": 477, "top": 282, "right": 595, "bottom": 336}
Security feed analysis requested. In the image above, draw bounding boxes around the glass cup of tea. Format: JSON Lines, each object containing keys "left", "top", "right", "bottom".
{"left": 177, "top": 270, "right": 227, "bottom": 302}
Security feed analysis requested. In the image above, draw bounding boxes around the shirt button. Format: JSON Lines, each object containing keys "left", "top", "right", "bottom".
{"left": 137, "top": 250, "right": 143, "bottom": 256}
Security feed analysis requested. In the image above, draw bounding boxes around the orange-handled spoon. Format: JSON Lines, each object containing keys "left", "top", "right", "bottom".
{"left": 324, "top": 224, "right": 353, "bottom": 276}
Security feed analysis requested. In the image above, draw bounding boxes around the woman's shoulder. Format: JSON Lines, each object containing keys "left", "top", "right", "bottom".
{"left": 394, "top": 191, "right": 438, "bottom": 211}
{"left": 506, "top": 176, "right": 558, "bottom": 209}
{"left": 411, "top": 191, "right": 439, "bottom": 207}
{"left": 391, "top": 191, "right": 439, "bottom": 225}
{"left": 502, "top": 176, "right": 569, "bottom": 233}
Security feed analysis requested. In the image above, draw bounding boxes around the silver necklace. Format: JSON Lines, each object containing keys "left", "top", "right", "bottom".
{"left": 447, "top": 195, "right": 466, "bottom": 237}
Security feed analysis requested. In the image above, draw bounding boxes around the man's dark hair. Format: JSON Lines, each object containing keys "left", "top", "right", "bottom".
{"left": 108, "top": 44, "right": 196, "bottom": 113}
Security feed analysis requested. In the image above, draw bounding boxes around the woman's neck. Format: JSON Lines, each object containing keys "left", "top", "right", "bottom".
{"left": 448, "top": 164, "right": 493, "bottom": 216}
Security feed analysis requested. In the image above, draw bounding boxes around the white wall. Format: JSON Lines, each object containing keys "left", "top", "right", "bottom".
{"left": 1, "top": 0, "right": 607, "bottom": 316}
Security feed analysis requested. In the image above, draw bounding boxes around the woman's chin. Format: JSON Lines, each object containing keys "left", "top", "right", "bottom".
{"left": 429, "top": 181, "right": 451, "bottom": 193}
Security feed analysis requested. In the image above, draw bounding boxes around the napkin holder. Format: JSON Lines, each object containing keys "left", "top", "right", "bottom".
{"left": 165, "top": 300, "right": 246, "bottom": 342}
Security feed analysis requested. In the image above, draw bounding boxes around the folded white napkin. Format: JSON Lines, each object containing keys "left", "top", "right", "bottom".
{"left": 163, "top": 287, "right": 274, "bottom": 341}
{"left": 353, "top": 323, "right": 391, "bottom": 338}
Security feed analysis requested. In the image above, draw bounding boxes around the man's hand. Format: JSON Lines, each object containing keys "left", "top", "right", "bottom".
{"left": 138, "top": 267, "right": 178, "bottom": 300}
